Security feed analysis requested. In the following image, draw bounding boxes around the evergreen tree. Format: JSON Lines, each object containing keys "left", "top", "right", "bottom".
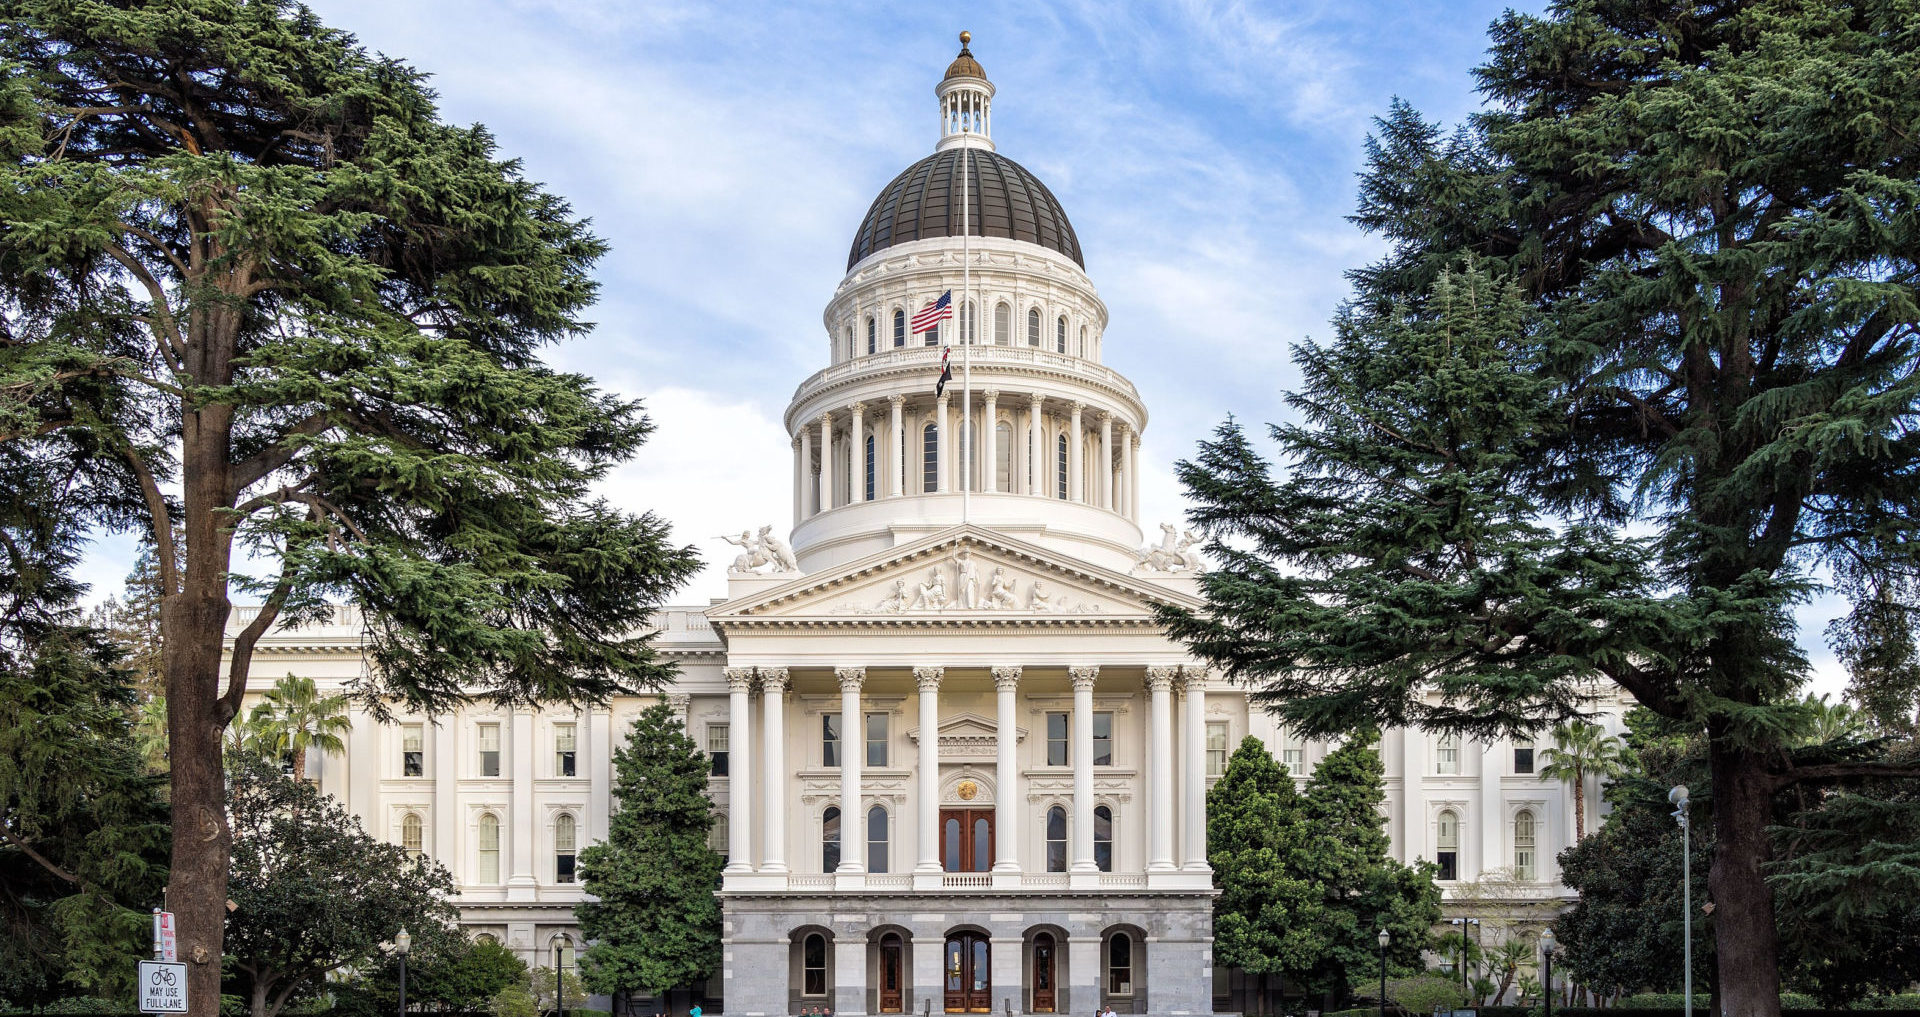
{"left": 1207, "top": 736, "right": 1318, "bottom": 1015}
{"left": 576, "top": 704, "right": 723, "bottom": 1004}
{"left": 0, "top": 5, "right": 702, "bottom": 1011}
{"left": 1163, "top": 3, "right": 1920, "bottom": 1008}
{"left": 1295, "top": 732, "right": 1441, "bottom": 1003}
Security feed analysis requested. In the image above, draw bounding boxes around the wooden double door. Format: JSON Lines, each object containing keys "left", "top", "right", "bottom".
{"left": 941, "top": 809, "right": 994, "bottom": 872}
{"left": 945, "top": 932, "right": 990, "bottom": 1013}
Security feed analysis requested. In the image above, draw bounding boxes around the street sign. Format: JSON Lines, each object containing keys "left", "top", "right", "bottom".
{"left": 138, "top": 960, "right": 188, "bottom": 1014}
{"left": 152, "top": 910, "right": 177, "bottom": 962}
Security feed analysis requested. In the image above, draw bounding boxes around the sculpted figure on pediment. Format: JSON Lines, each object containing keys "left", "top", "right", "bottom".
{"left": 911, "top": 568, "right": 948, "bottom": 610}
{"left": 875, "top": 578, "right": 910, "bottom": 614}
{"left": 1028, "top": 580, "right": 1053, "bottom": 613}
{"left": 955, "top": 550, "right": 980, "bottom": 609}
{"left": 722, "top": 525, "right": 800, "bottom": 574}
{"left": 987, "top": 566, "right": 1019, "bottom": 609}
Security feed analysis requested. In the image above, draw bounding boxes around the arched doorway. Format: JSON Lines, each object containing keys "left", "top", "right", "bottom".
{"left": 878, "top": 931, "right": 905, "bottom": 1013}
{"left": 944, "top": 931, "right": 990, "bottom": 1013}
{"left": 1031, "top": 931, "right": 1058, "bottom": 1013}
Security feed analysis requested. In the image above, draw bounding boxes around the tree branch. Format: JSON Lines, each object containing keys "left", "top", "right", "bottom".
{"left": 1773, "top": 760, "right": 1920, "bottom": 791}
{"left": 119, "top": 446, "right": 180, "bottom": 598}
{"left": 0, "top": 826, "right": 78, "bottom": 885}
{"left": 99, "top": 242, "right": 187, "bottom": 373}
{"left": 220, "top": 570, "right": 296, "bottom": 725}
{"left": 232, "top": 411, "right": 335, "bottom": 491}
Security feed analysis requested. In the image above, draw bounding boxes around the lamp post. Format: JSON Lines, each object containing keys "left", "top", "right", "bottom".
{"left": 1449, "top": 917, "right": 1478, "bottom": 1002}
{"left": 1377, "top": 928, "right": 1390, "bottom": 1017}
{"left": 1539, "top": 928, "right": 1555, "bottom": 1017}
{"left": 1670, "top": 785, "right": 1692, "bottom": 1017}
{"left": 394, "top": 928, "right": 410, "bottom": 1017}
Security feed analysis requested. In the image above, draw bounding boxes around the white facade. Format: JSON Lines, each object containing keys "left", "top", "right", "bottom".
{"left": 225, "top": 36, "right": 1627, "bottom": 1017}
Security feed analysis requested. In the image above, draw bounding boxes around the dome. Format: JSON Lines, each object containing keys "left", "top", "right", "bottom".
{"left": 847, "top": 147, "right": 1084, "bottom": 270}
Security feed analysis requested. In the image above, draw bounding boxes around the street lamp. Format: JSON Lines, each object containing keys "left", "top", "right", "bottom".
{"left": 393, "top": 928, "right": 411, "bottom": 1017}
{"left": 1670, "top": 785, "right": 1692, "bottom": 1017}
{"left": 1377, "top": 928, "right": 1390, "bottom": 1017}
{"left": 1540, "top": 928, "right": 1556, "bottom": 1017}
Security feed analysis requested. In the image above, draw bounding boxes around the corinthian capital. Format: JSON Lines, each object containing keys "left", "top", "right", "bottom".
{"left": 991, "top": 665, "right": 1022, "bottom": 691}
{"left": 758, "top": 666, "right": 790, "bottom": 694}
{"left": 835, "top": 666, "right": 867, "bottom": 692}
{"left": 1144, "top": 666, "right": 1180, "bottom": 693}
{"left": 913, "top": 666, "right": 945, "bottom": 691}
{"left": 1068, "top": 665, "right": 1100, "bottom": 691}
{"left": 723, "top": 667, "right": 755, "bottom": 693}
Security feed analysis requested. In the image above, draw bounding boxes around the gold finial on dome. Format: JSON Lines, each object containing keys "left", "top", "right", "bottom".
{"left": 944, "top": 31, "right": 986, "bottom": 82}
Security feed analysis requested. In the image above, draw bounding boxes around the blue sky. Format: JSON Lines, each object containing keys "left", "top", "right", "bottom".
{"left": 72, "top": 0, "right": 1853, "bottom": 695}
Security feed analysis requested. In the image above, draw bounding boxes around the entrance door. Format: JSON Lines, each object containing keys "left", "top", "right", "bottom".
{"left": 945, "top": 933, "right": 991, "bottom": 1013}
{"left": 1031, "top": 933, "right": 1057, "bottom": 1013}
{"left": 879, "top": 933, "right": 904, "bottom": 1013}
{"left": 940, "top": 809, "right": 995, "bottom": 872}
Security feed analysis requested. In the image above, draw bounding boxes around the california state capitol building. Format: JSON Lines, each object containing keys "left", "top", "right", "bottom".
{"left": 225, "top": 36, "right": 1628, "bottom": 1017}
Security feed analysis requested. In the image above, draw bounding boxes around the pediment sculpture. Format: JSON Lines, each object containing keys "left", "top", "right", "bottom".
{"left": 722, "top": 525, "right": 801, "bottom": 574}
{"left": 837, "top": 552, "right": 1104, "bottom": 616}
{"left": 1132, "top": 522, "right": 1203, "bottom": 574}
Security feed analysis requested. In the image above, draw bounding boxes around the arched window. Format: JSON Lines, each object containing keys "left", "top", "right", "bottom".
{"left": 474, "top": 933, "right": 498, "bottom": 945}
{"left": 962, "top": 300, "right": 976, "bottom": 345}
{"left": 1081, "top": 325, "right": 1089, "bottom": 358}
{"left": 401, "top": 812, "right": 423, "bottom": 862}
{"left": 994, "top": 422, "right": 1012, "bottom": 492}
{"left": 477, "top": 813, "right": 500, "bottom": 884}
{"left": 922, "top": 424, "right": 939, "bottom": 494}
{"left": 555, "top": 812, "right": 577, "bottom": 884}
{"left": 843, "top": 326, "right": 853, "bottom": 361}
{"left": 867, "top": 804, "right": 889, "bottom": 873}
{"left": 822, "top": 806, "right": 842, "bottom": 872}
{"left": 1514, "top": 810, "right": 1537, "bottom": 880}
{"left": 864, "top": 434, "right": 876, "bottom": 502}
{"left": 1027, "top": 307, "right": 1041, "bottom": 347}
{"left": 1107, "top": 932, "right": 1134, "bottom": 995}
{"left": 803, "top": 933, "right": 828, "bottom": 996}
{"left": 1046, "top": 805, "right": 1068, "bottom": 872}
{"left": 1056, "top": 315, "right": 1068, "bottom": 353}
{"left": 1435, "top": 809, "right": 1459, "bottom": 881}
{"left": 552, "top": 933, "right": 575, "bottom": 974}
{"left": 1056, "top": 434, "right": 1069, "bottom": 499}
{"left": 994, "top": 302, "right": 1011, "bottom": 345}
{"left": 893, "top": 309, "right": 907, "bottom": 348}
{"left": 867, "top": 315, "right": 877, "bottom": 355}
{"left": 1094, "top": 805, "right": 1114, "bottom": 872}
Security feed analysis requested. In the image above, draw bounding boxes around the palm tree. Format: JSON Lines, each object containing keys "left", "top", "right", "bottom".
{"left": 1489, "top": 939, "right": 1534, "bottom": 1003}
{"left": 1798, "top": 693, "right": 1867, "bottom": 746}
{"left": 134, "top": 694, "right": 170, "bottom": 773}
{"left": 1536, "top": 720, "right": 1628, "bottom": 840}
{"left": 247, "top": 674, "right": 350, "bottom": 782}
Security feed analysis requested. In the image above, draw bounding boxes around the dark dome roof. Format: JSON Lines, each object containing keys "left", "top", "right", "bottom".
{"left": 847, "top": 148, "right": 1083, "bottom": 270}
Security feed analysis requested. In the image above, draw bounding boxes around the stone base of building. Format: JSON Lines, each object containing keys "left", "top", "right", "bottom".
{"left": 721, "top": 890, "right": 1214, "bottom": 1017}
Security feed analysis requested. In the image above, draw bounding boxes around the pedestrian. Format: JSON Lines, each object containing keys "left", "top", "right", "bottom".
{"left": 690, "top": 1005, "right": 702, "bottom": 1017}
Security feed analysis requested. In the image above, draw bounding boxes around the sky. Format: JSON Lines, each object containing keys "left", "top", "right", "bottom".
{"left": 71, "top": 0, "right": 1854, "bottom": 696}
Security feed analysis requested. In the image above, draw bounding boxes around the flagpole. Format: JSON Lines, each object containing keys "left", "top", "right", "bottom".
{"left": 960, "top": 120, "right": 972, "bottom": 524}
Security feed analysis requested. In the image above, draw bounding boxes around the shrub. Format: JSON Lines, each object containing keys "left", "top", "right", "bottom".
{"left": 491, "top": 984, "right": 538, "bottom": 1017}
{"left": 1388, "top": 975, "right": 1468, "bottom": 1015}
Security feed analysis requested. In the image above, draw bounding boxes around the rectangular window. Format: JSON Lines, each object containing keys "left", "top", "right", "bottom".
{"left": 1514, "top": 737, "right": 1535, "bottom": 774}
{"left": 710, "top": 814, "right": 729, "bottom": 866}
{"left": 555, "top": 722, "right": 576, "bottom": 777}
{"left": 865, "top": 712, "right": 889, "bottom": 767}
{"left": 1046, "top": 712, "right": 1068, "bottom": 766}
{"left": 925, "top": 321, "right": 938, "bottom": 347}
{"left": 1436, "top": 850, "right": 1457, "bottom": 881}
{"left": 823, "top": 713, "right": 841, "bottom": 768}
{"left": 477, "top": 723, "right": 501, "bottom": 777}
{"left": 555, "top": 816, "right": 576, "bottom": 884}
{"left": 708, "top": 723, "right": 730, "bottom": 776}
{"left": 922, "top": 426, "right": 939, "bottom": 494}
{"left": 1282, "top": 743, "right": 1304, "bottom": 772}
{"left": 1092, "top": 712, "right": 1114, "bottom": 766}
{"left": 1206, "top": 721, "right": 1229, "bottom": 776}
{"left": 1437, "top": 735, "right": 1460, "bottom": 775}
{"left": 402, "top": 723, "right": 424, "bottom": 777}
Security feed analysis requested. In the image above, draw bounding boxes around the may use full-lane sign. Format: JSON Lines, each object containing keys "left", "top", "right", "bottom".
{"left": 138, "top": 960, "right": 188, "bottom": 1013}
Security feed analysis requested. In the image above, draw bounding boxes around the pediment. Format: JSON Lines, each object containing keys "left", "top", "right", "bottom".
{"left": 907, "top": 712, "right": 1027, "bottom": 762}
{"left": 704, "top": 526, "right": 1202, "bottom": 628}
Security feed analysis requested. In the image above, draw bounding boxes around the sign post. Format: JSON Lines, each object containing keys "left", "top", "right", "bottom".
{"left": 152, "top": 909, "right": 177, "bottom": 962}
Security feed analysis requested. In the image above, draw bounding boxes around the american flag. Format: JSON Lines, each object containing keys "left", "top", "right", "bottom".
{"left": 911, "top": 291, "right": 953, "bottom": 334}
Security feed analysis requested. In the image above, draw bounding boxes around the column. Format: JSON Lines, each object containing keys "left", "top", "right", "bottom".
{"left": 888, "top": 395, "right": 905, "bottom": 497}
{"left": 1181, "top": 669, "right": 1209, "bottom": 872}
{"left": 936, "top": 395, "right": 951, "bottom": 494}
{"left": 1028, "top": 394, "right": 1045, "bottom": 496}
{"left": 1480, "top": 739, "right": 1502, "bottom": 877}
{"left": 991, "top": 665, "right": 1021, "bottom": 872}
{"left": 914, "top": 666, "right": 944, "bottom": 872}
{"left": 818, "top": 412, "right": 836, "bottom": 512}
{"left": 982, "top": 389, "right": 999, "bottom": 493}
{"left": 433, "top": 714, "right": 457, "bottom": 865}
{"left": 1128, "top": 432, "right": 1141, "bottom": 523}
{"left": 801, "top": 429, "right": 816, "bottom": 518}
{"left": 760, "top": 667, "right": 790, "bottom": 873}
{"left": 1069, "top": 665, "right": 1099, "bottom": 872}
{"left": 792, "top": 434, "right": 804, "bottom": 522}
{"left": 954, "top": 391, "right": 969, "bottom": 493}
{"left": 1067, "top": 402, "right": 1084, "bottom": 502}
{"left": 836, "top": 666, "right": 866, "bottom": 873}
{"left": 507, "top": 707, "right": 536, "bottom": 894}
{"left": 1098, "top": 412, "right": 1113, "bottom": 509}
{"left": 1400, "top": 725, "right": 1426, "bottom": 866}
{"left": 1113, "top": 424, "right": 1129, "bottom": 517}
{"left": 1145, "top": 667, "right": 1178, "bottom": 872}
{"left": 849, "top": 402, "right": 866, "bottom": 502}
{"left": 723, "top": 667, "right": 755, "bottom": 873}
{"left": 588, "top": 708, "right": 612, "bottom": 845}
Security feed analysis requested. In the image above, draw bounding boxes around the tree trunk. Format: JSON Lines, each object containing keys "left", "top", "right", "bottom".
{"left": 1707, "top": 741, "right": 1781, "bottom": 1017}
{"left": 1573, "top": 767, "right": 1586, "bottom": 841}
{"left": 166, "top": 587, "right": 234, "bottom": 1017}
{"left": 292, "top": 746, "right": 305, "bottom": 783}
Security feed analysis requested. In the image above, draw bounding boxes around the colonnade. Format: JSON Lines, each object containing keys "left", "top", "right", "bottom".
{"left": 717, "top": 665, "right": 1210, "bottom": 879}
{"left": 791, "top": 391, "right": 1141, "bottom": 521}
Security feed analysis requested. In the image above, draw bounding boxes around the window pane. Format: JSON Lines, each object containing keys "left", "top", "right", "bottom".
{"left": 1046, "top": 806, "right": 1068, "bottom": 873}
{"left": 1094, "top": 805, "right": 1113, "bottom": 872}
{"left": 1056, "top": 434, "right": 1068, "bottom": 499}
{"left": 823, "top": 807, "right": 841, "bottom": 872}
{"left": 866, "top": 712, "right": 888, "bottom": 767}
{"left": 1046, "top": 712, "right": 1068, "bottom": 766}
{"left": 994, "top": 302, "right": 1010, "bottom": 345}
{"left": 1092, "top": 712, "right": 1113, "bottom": 766}
{"left": 804, "top": 935, "right": 827, "bottom": 995}
{"left": 1056, "top": 316, "right": 1067, "bottom": 353}
{"left": 923, "top": 425, "right": 939, "bottom": 494}
{"left": 995, "top": 423, "right": 1012, "bottom": 492}
{"left": 972, "top": 816, "right": 991, "bottom": 872}
{"left": 1437, "top": 850, "right": 1457, "bottom": 881}
{"left": 893, "top": 310, "right": 906, "bottom": 347}
{"left": 868, "top": 316, "right": 877, "bottom": 355}
{"left": 1027, "top": 308, "right": 1040, "bottom": 346}
{"left": 865, "top": 434, "right": 876, "bottom": 501}
{"left": 823, "top": 713, "right": 840, "bottom": 768}
{"left": 403, "top": 723, "right": 424, "bottom": 777}
{"left": 403, "top": 724, "right": 424, "bottom": 752}
{"left": 1206, "top": 721, "right": 1229, "bottom": 776}
{"left": 868, "top": 805, "right": 889, "bottom": 874}
{"left": 402, "top": 813, "right": 423, "bottom": 859}
{"left": 944, "top": 817, "right": 962, "bottom": 872}
{"left": 478, "top": 724, "right": 500, "bottom": 777}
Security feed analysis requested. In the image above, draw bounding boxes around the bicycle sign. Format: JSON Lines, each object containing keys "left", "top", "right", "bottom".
{"left": 138, "top": 960, "right": 188, "bottom": 1013}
